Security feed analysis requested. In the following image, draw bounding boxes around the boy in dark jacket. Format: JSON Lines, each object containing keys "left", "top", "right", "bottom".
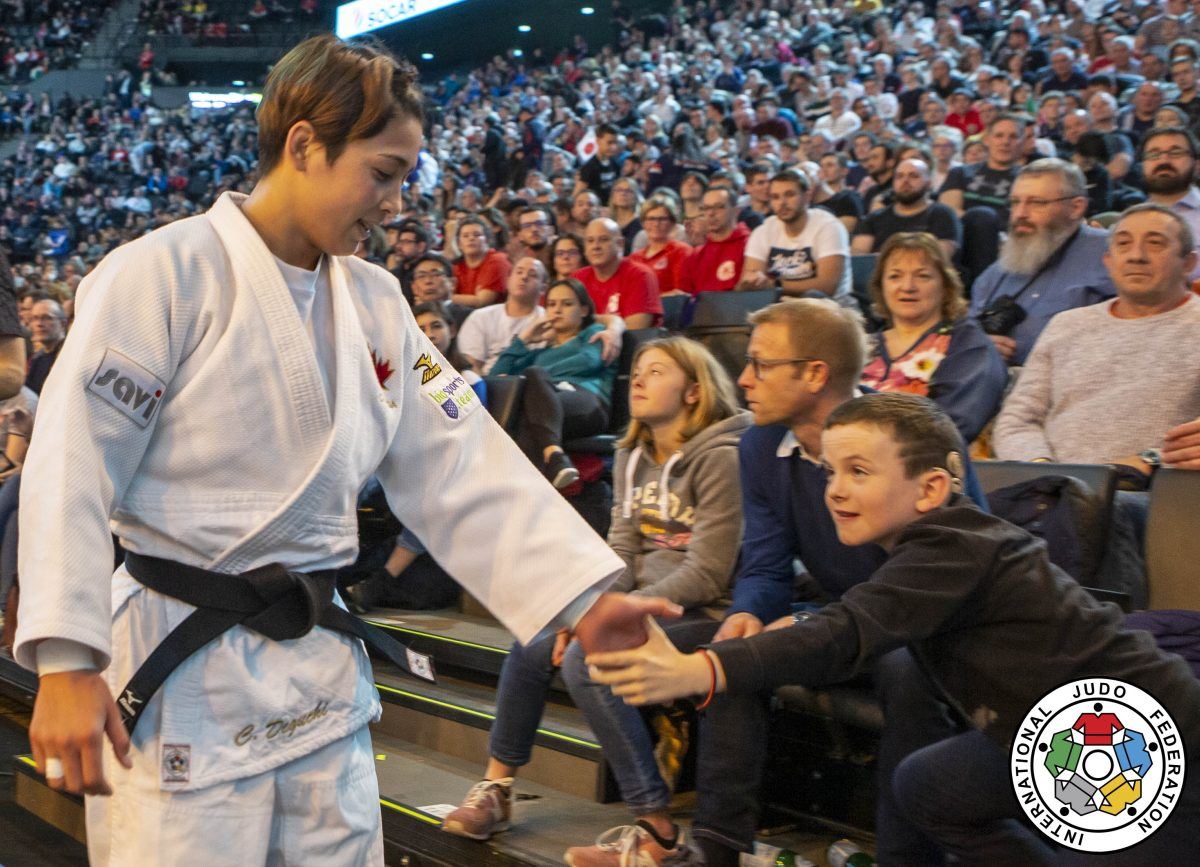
{"left": 590, "top": 393, "right": 1200, "bottom": 864}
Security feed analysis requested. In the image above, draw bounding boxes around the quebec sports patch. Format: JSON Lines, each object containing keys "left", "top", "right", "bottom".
{"left": 88, "top": 348, "right": 166, "bottom": 428}
{"left": 420, "top": 365, "right": 480, "bottom": 422}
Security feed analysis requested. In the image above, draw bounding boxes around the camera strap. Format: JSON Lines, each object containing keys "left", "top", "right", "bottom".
{"left": 981, "top": 226, "right": 1081, "bottom": 308}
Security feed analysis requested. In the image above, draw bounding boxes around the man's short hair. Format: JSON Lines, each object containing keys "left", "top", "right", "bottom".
{"left": 770, "top": 167, "right": 812, "bottom": 192}
{"left": 989, "top": 112, "right": 1028, "bottom": 133}
{"left": 747, "top": 298, "right": 869, "bottom": 392}
{"left": 1140, "top": 125, "right": 1200, "bottom": 160}
{"left": 412, "top": 252, "right": 452, "bottom": 276}
{"left": 398, "top": 220, "right": 429, "bottom": 243}
{"left": 1017, "top": 157, "right": 1087, "bottom": 198}
{"left": 703, "top": 186, "right": 738, "bottom": 208}
{"left": 596, "top": 123, "right": 619, "bottom": 139}
{"left": 825, "top": 392, "right": 965, "bottom": 480}
{"left": 745, "top": 162, "right": 774, "bottom": 182}
{"left": 1114, "top": 202, "right": 1196, "bottom": 256}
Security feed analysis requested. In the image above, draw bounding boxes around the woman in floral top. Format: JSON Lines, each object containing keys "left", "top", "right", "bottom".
{"left": 862, "top": 232, "right": 1007, "bottom": 441}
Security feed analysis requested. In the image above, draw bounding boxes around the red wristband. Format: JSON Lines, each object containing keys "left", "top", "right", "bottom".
{"left": 694, "top": 650, "right": 717, "bottom": 711}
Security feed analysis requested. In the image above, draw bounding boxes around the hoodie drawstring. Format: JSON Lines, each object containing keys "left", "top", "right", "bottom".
{"left": 658, "top": 450, "right": 683, "bottom": 518}
{"left": 621, "top": 446, "right": 643, "bottom": 519}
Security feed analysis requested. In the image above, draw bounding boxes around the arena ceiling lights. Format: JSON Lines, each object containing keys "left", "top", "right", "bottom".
{"left": 335, "top": 0, "right": 469, "bottom": 39}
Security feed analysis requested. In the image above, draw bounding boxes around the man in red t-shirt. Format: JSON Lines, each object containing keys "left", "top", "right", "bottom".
{"left": 678, "top": 188, "right": 751, "bottom": 294}
{"left": 573, "top": 218, "right": 663, "bottom": 329}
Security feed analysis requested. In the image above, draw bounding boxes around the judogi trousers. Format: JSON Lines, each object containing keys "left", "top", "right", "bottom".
{"left": 85, "top": 726, "right": 382, "bottom": 866}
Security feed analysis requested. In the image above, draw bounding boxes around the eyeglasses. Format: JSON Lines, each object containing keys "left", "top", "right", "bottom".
{"left": 519, "top": 219, "right": 549, "bottom": 229}
{"left": 1006, "top": 196, "right": 1078, "bottom": 209}
{"left": 413, "top": 270, "right": 448, "bottom": 280}
{"left": 1144, "top": 147, "right": 1193, "bottom": 161}
{"left": 29, "top": 315, "right": 62, "bottom": 323}
{"left": 555, "top": 248, "right": 582, "bottom": 257}
{"left": 744, "top": 355, "right": 817, "bottom": 380}
{"left": 642, "top": 216, "right": 674, "bottom": 223}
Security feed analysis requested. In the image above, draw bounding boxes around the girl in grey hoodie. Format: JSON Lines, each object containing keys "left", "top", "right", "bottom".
{"left": 443, "top": 338, "right": 749, "bottom": 862}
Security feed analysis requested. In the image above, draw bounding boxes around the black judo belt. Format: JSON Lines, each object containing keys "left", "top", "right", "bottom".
{"left": 115, "top": 551, "right": 436, "bottom": 736}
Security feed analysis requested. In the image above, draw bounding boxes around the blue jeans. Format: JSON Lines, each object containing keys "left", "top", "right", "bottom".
{"left": 488, "top": 611, "right": 719, "bottom": 816}
{"left": 692, "top": 648, "right": 956, "bottom": 860}
{"left": 896, "top": 728, "right": 1200, "bottom": 865}
{"left": 562, "top": 612, "right": 719, "bottom": 815}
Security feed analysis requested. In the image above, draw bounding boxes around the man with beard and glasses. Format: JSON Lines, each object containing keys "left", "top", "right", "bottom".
{"left": 968, "top": 159, "right": 1114, "bottom": 365}
{"left": 851, "top": 159, "right": 961, "bottom": 257}
{"left": 1141, "top": 126, "right": 1200, "bottom": 280}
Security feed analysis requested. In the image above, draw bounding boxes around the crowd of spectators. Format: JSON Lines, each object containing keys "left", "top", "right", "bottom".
{"left": 4, "top": 0, "right": 1200, "bottom": 492}
{"left": 138, "top": 0, "right": 319, "bottom": 40}
{"left": 0, "top": 0, "right": 116, "bottom": 83}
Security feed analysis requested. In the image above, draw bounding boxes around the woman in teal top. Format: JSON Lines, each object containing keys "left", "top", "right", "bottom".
{"left": 491, "top": 277, "right": 616, "bottom": 488}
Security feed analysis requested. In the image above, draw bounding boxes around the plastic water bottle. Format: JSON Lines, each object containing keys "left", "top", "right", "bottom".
{"left": 827, "top": 839, "right": 875, "bottom": 867}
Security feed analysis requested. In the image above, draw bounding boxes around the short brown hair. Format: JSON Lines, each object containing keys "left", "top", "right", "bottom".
{"left": 256, "top": 34, "right": 424, "bottom": 177}
{"left": 869, "top": 233, "right": 968, "bottom": 325}
{"left": 747, "top": 298, "right": 869, "bottom": 392}
{"left": 825, "top": 392, "right": 965, "bottom": 480}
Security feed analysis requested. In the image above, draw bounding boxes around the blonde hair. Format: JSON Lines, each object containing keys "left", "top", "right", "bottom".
{"left": 617, "top": 337, "right": 740, "bottom": 451}
{"left": 257, "top": 34, "right": 423, "bottom": 176}
{"left": 747, "top": 298, "right": 870, "bottom": 392}
{"left": 869, "top": 232, "right": 967, "bottom": 325}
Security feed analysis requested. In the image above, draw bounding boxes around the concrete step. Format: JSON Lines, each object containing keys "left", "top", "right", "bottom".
{"left": 372, "top": 665, "right": 613, "bottom": 803}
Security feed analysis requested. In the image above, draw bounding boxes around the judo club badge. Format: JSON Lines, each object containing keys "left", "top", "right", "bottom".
{"left": 1011, "top": 678, "right": 1186, "bottom": 853}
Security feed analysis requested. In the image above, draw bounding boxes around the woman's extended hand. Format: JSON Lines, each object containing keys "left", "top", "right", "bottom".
{"left": 585, "top": 617, "right": 719, "bottom": 706}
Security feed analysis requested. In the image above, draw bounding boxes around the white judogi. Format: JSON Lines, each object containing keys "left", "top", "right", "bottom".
{"left": 14, "top": 193, "right": 622, "bottom": 854}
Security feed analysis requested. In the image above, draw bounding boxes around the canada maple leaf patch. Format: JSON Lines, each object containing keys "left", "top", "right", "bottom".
{"left": 370, "top": 345, "right": 394, "bottom": 389}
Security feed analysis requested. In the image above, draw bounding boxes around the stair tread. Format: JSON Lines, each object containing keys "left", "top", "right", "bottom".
{"left": 373, "top": 666, "right": 600, "bottom": 751}
{"left": 365, "top": 607, "right": 511, "bottom": 651}
{"left": 370, "top": 732, "right": 628, "bottom": 864}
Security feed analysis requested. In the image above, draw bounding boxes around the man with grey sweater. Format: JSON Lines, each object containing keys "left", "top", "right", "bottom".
{"left": 995, "top": 203, "right": 1200, "bottom": 474}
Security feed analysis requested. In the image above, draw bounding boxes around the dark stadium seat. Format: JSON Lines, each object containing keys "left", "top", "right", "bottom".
{"left": 661, "top": 293, "right": 690, "bottom": 333}
{"left": 687, "top": 288, "right": 779, "bottom": 328}
{"left": 975, "top": 461, "right": 1122, "bottom": 601}
{"left": 974, "top": 461, "right": 1118, "bottom": 505}
{"left": 483, "top": 374, "right": 527, "bottom": 435}
{"left": 850, "top": 253, "right": 878, "bottom": 322}
{"left": 1145, "top": 469, "right": 1200, "bottom": 610}
{"left": 686, "top": 289, "right": 780, "bottom": 386}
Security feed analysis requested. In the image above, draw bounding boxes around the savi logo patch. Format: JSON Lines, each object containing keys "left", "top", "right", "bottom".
{"left": 87, "top": 348, "right": 166, "bottom": 428}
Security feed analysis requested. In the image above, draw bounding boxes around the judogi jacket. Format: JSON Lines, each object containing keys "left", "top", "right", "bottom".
{"left": 14, "top": 192, "right": 623, "bottom": 790}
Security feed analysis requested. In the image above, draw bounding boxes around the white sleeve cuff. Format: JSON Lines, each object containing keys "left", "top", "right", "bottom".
{"left": 36, "top": 639, "right": 99, "bottom": 676}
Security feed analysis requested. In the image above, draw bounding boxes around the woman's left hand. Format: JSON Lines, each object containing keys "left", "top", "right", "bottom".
{"left": 589, "top": 327, "right": 622, "bottom": 363}
{"left": 586, "top": 618, "right": 715, "bottom": 706}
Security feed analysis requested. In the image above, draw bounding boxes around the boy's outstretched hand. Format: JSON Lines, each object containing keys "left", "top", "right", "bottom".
{"left": 586, "top": 617, "right": 725, "bottom": 706}
{"left": 573, "top": 592, "right": 683, "bottom": 655}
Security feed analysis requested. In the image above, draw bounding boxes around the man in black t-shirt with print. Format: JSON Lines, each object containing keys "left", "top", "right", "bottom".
{"left": 938, "top": 113, "right": 1024, "bottom": 279}
{"left": 853, "top": 159, "right": 961, "bottom": 256}
{"left": 579, "top": 123, "right": 621, "bottom": 203}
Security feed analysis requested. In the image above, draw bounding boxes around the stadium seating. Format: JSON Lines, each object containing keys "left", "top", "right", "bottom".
{"left": 686, "top": 288, "right": 780, "bottom": 385}
{"left": 1146, "top": 469, "right": 1200, "bottom": 611}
